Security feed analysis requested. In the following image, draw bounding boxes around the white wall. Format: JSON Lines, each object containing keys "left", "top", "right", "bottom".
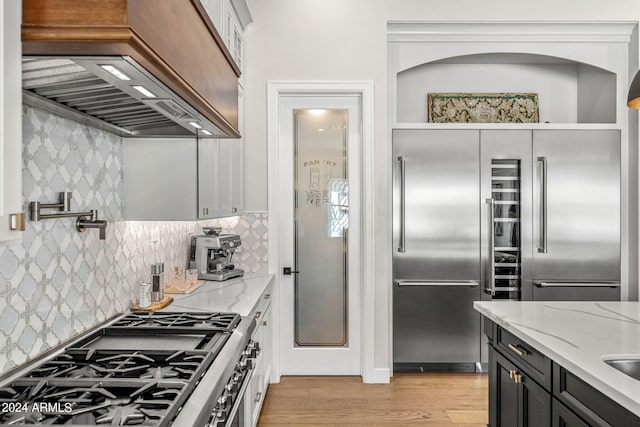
{"left": 243, "top": 0, "right": 640, "bottom": 376}
{"left": 397, "top": 63, "right": 579, "bottom": 124}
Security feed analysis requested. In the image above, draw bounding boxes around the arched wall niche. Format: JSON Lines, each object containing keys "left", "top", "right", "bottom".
{"left": 396, "top": 52, "right": 617, "bottom": 124}
{"left": 388, "top": 21, "right": 638, "bottom": 126}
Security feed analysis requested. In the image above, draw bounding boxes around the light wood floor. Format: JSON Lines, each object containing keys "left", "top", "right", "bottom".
{"left": 257, "top": 373, "right": 488, "bottom": 426}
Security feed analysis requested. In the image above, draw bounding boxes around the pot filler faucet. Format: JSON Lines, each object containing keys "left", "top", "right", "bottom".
{"left": 29, "top": 191, "right": 108, "bottom": 240}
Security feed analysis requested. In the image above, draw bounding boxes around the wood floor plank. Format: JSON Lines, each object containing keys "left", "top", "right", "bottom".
{"left": 257, "top": 373, "right": 488, "bottom": 426}
{"left": 446, "top": 410, "right": 489, "bottom": 424}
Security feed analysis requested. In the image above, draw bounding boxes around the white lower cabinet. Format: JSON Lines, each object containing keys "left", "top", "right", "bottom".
{"left": 243, "top": 286, "right": 272, "bottom": 426}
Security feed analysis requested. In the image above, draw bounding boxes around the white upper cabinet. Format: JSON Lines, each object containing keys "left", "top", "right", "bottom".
{"left": 123, "top": 136, "right": 242, "bottom": 221}
{"left": 0, "top": 1, "right": 24, "bottom": 243}
{"left": 201, "top": 0, "right": 251, "bottom": 81}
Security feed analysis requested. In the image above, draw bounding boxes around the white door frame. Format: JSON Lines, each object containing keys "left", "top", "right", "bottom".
{"left": 267, "top": 81, "right": 376, "bottom": 382}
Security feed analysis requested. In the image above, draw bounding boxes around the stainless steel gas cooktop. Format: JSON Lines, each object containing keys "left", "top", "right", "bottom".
{"left": 0, "top": 311, "right": 257, "bottom": 426}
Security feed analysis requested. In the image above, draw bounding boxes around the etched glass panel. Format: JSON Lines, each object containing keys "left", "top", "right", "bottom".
{"left": 294, "top": 109, "right": 348, "bottom": 346}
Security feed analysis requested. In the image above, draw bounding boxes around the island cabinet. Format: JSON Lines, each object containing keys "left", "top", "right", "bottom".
{"left": 485, "top": 320, "right": 639, "bottom": 427}
{"left": 487, "top": 321, "right": 552, "bottom": 427}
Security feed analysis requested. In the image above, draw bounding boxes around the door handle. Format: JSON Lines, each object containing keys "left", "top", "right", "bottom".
{"left": 537, "top": 156, "right": 548, "bottom": 253}
{"left": 534, "top": 281, "right": 621, "bottom": 288}
{"left": 395, "top": 280, "right": 479, "bottom": 287}
{"left": 397, "top": 156, "right": 406, "bottom": 253}
{"left": 485, "top": 198, "right": 496, "bottom": 296}
{"left": 283, "top": 267, "right": 299, "bottom": 275}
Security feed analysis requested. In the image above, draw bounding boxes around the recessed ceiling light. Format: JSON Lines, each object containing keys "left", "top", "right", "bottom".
{"left": 201, "top": 129, "right": 212, "bottom": 136}
{"left": 308, "top": 109, "right": 328, "bottom": 115}
{"left": 132, "top": 85, "right": 156, "bottom": 98}
{"left": 317, "top": 128, "right": 326, "bottom": 132}
{"left": 100, "top": 64, "right": 131, "bottom": 80}
{"left": 189, "top": 122, "right": 202, "bottom": 129}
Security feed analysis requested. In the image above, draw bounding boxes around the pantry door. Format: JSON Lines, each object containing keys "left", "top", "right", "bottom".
{"left": 277, "top": 94, "right": 362, "bottom": 375}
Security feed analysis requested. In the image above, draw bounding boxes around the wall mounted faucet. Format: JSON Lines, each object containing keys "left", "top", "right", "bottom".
{"left": 76, "top": 210, "right": 107, "bottom": 240}
{"left": 29, "top": 191, "right": 108, "bottom": 240}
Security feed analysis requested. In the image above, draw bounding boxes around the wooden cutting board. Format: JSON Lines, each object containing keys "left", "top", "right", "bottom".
{"left": 164, "top": 280, "right": 204, "bottom": 294}
{"left": 131, "top": 295, "right": 173, "bottom": 312}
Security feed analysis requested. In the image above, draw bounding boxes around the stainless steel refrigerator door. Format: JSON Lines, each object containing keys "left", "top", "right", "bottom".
{"left": 393, "top": 280, "right": 481, "bottom": 364}
{"left": 392, "top": 129, "right": 480, "bottom": 281}
{"left": 532, "top": 130, "right": 620, "bottom": 282}
{"left": 392, "top": 129, "right": 480, "bottom": 365}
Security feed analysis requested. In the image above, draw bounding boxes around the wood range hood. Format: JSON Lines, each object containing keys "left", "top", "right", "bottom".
{"left": 22, "top": 0, "right": 241, "bottom": 138}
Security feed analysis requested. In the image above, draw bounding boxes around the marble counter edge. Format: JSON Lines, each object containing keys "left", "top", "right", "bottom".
{"left": 163, "top": 273, "right": 274, "bottom": 317}
{"left": 473, "top": 301, "right": 640, "bottom": 418}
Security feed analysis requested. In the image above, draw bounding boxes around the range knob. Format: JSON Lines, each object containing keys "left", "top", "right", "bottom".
{"left": 239, "top": 357, "right": 252, "bottom": 371}
{"left": 225, "top": 382, "right": 238, "bottom": 398}
{"left": 232, "top": 372, "right": 244, "bottom": 389}
{"left": 211, "top": 407, "right": 226, "bottom": 425}
{"left": 247, "top": 341, "right": 260, "bottom": 358}
{"left": 217, "top": 395, "right": 231, "bottom": 413}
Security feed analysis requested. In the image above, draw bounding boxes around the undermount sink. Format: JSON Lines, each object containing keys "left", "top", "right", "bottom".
{"left": 603, "top": 357, "right": 640, "bottom": 381}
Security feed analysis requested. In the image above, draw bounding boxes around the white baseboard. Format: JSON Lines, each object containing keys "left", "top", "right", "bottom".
{"left": 363, "top": 368, "right": 391, "bottom": 384}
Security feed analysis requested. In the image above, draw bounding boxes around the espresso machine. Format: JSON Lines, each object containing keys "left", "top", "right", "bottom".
{"left": 189, "top": 227, "right": 244, "bottom": 281}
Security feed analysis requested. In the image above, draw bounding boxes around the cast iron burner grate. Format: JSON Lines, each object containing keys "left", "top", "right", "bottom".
{"left": 111, "top": 312, "right": 240, "bottom": 332}
{"left": 24, "top": 349, "right": 213, "bottom": 381}
{"left": 0, "top": 380, "right": 188, "bottom": 426}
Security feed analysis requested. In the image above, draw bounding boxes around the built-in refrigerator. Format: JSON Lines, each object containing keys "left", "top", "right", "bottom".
{"left": 392, "top": 129, "right": 620, "bottom": 371}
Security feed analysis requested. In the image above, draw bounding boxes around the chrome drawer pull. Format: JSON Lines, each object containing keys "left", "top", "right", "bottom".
{"left": 255, "top": 311, "right": 262, "bottom": 319}
{"left": 264, "top": 293, "right": 271, "bottom": 300}
{"left": 508, "top": 343, "right": 528, "bottom": 357}
{"left": 263, "top": 320, "right": 267, "bottom": 326}
{"left": 255, "top": 391, "right": 262, "bottom": 403}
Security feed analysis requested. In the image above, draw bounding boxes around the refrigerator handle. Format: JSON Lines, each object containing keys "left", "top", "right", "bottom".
{"left": 397, "top": 156, "right": 406, "bottom": 253}
{"left": 537, "top": 156, "right": 548, "bottom": 253}
{"left": 396, "top": 280, "right": 479, "bottom": 287}
{"left": 485, "top": 198, "right": 496, "bottom": 296}
{"left": 534, "top": 281, "right": 621, "bottom": 288}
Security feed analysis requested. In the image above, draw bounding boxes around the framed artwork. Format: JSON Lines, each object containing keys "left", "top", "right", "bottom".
{"left": 427, "top": 93, "right": 539, "bottom": 123}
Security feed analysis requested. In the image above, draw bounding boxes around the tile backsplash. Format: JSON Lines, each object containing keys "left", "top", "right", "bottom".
{"left": 0, "top": 106, "right": 268, "bottom": 373}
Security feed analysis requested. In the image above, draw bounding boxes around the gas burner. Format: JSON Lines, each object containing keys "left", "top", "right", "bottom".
{"left": 25, "top": 350, "right": 212, "bottom": 382}
{"left": 111, "top": 312, "right": 240, "bottom": 332}
{"left": 0, "top": 381, "right": 188, "bottom": 426}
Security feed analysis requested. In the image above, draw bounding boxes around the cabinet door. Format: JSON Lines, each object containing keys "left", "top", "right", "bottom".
{"left": 490, "top": 346, "right": 551, "bottom": 427}
{"left": 0, "top": 1, "right": 23, "bottom": 242}
{"left": 124, "top": 138, "right": 198, "bottom": 220}
{"left": 532, "top": 130, "right": 620, "bottom": 282}
{"left": 552, "top": 399, "right": 589, "bottom": 427}
{"left": 261, "top": 303, "right": 272, "bottom": 388}
{"left": 520, "top": 369, "right": 551, "bottom": 427}
{"left": 201, "top": 0, "right": 224, "bottom": 36}
{"left": 198, "top": 138, "right": 220, "bottom": 219}
{"left": 490, "top": 347, "right": 520, "bottom": 427}
{"left": 231, "top": 83, "right": 244, "bottom": 214}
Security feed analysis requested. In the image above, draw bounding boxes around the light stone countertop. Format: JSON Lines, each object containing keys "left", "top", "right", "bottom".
{"left": 162, "top": 273, "right": 274, "bottom": 317}
{"left": 474, "top": 301, "right": 640, "bottom": 417}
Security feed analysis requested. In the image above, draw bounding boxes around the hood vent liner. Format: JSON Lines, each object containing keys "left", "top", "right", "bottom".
{"left": 22, "top": 57, "right": 222, "bottom": 137}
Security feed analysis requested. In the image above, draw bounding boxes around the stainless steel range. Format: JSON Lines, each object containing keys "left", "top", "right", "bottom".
{"left": 0, "top": 312, "right": 257, "bottom": 426}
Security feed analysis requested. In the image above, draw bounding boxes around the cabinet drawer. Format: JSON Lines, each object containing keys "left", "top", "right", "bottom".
{"left": 248, "top": 358, "right": 266, "bottom": 427}
{"left": 553, "top": 364, "right": 638, "bottom": 427}
{"left": 552, "top": 398, "right": 589, "bottom": 427}
{"left": 496, "top": 326, "right": 552, "bottom": 390}
{"left": 252, "top": 284, "right": 273, "bottom": 322}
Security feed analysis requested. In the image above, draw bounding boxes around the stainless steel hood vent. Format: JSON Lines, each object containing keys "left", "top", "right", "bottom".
{"left": 22, "top": 56, "right": 226, "bottom": 138}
